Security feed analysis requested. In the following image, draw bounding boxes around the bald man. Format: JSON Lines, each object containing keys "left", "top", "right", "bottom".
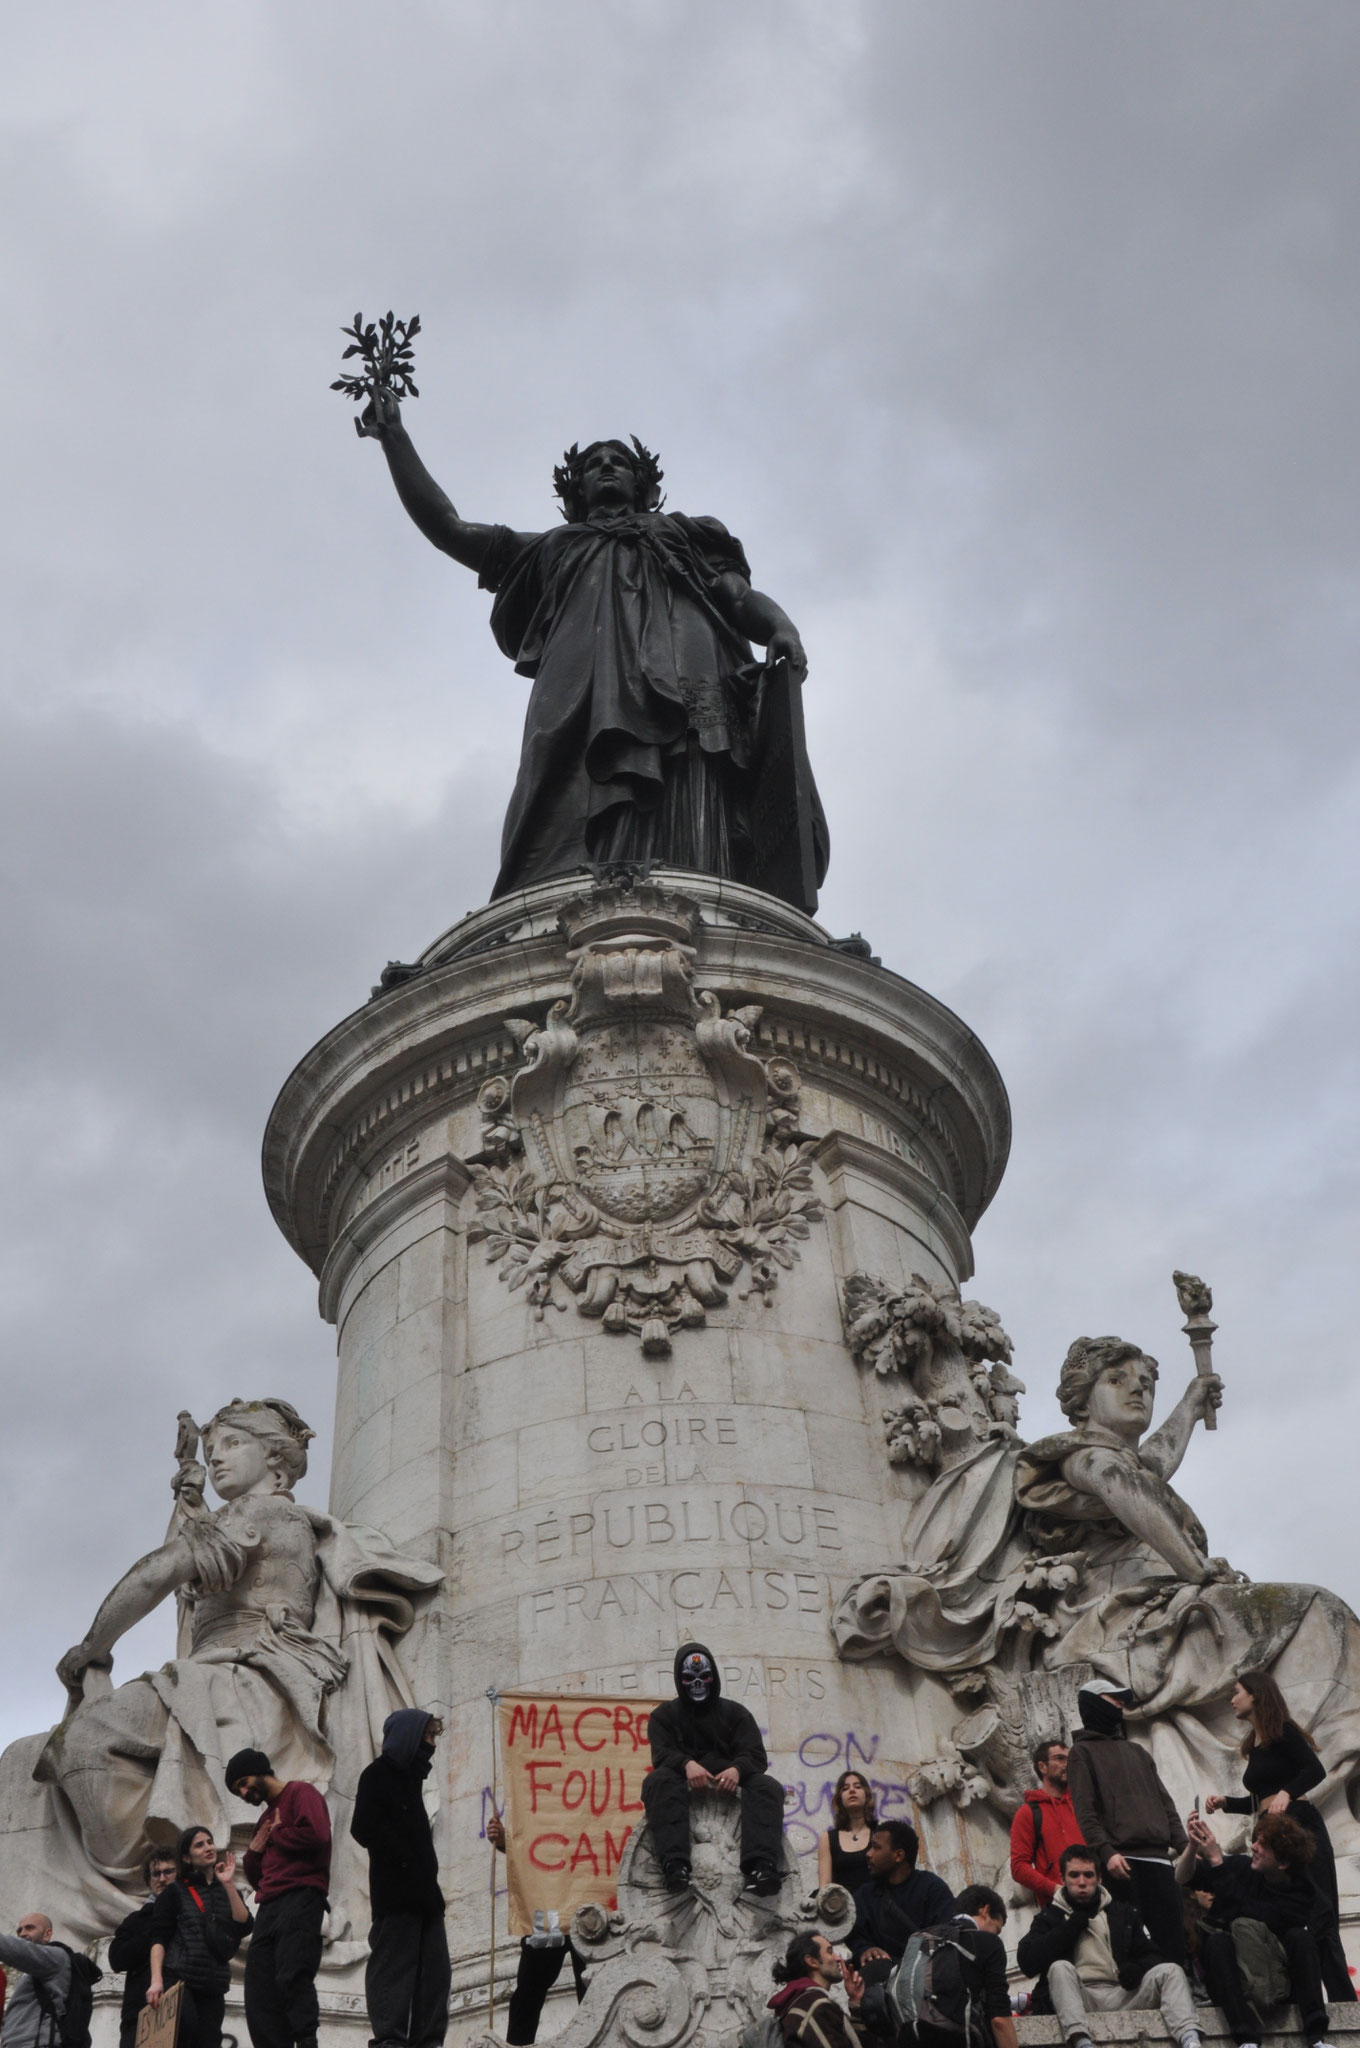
{"left": 0, "top": 1915, "right": 72, "bottom": 2048}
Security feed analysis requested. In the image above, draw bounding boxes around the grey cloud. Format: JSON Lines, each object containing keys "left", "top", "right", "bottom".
{"left": 2, "top": 1, "right": 1358, "bottom": 1743}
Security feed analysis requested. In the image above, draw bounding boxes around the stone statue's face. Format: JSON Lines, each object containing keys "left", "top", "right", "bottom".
{"left": 205, "top": 1424, "right": 276, "bottom": 1500}
{"left": 1086, "top": 1355, "right": 1156, "bottom": 1437}
{"left": 579, "top": 442, "right": 640, "bottom": 514}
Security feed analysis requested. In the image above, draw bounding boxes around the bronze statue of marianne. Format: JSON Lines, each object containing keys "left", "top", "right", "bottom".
{"left": 358, "top": 390, "right": 829, "bottom": 912}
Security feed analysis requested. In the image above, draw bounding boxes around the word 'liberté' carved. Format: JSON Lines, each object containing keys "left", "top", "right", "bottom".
{"left": 501, "top": 1496, "right": 842, "bottom": 1564}
{"left": 466, "top": 885, "right": 822, "bottom": 1357}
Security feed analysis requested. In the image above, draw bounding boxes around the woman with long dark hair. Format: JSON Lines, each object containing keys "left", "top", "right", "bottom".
{"left": 1205, "top": 1669, "right": 1354, "bottom": 2002}
{"left": 816, "top": 1770, "right": 876, "bottom": 1893}
{"left": 146, "top": 1826, "right": 253, "bottom": 2048}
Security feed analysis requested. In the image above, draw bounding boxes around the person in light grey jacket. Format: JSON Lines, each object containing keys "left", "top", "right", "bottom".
{"left": 0, "top": 1915, "right": 71, "bottom": 2048}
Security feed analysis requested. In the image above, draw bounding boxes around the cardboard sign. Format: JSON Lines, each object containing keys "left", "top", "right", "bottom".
{"left": 497, "top": 1691, "right": 662, "bottom": 1936}
{"left": 135, "top": 1980, "right": 183, "bottom": 2048}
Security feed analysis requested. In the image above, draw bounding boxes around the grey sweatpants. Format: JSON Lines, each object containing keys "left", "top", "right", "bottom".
{"left": 1048, "top": 1961, "right": 1197, "bottom": 2045}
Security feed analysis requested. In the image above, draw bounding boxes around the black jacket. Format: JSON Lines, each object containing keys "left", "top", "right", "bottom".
{"left": 149, "top": 1877, "right": 249, "bottom": 1995}
{"left": 1016, "top": 1887, "right": 1161, "bottom": 2012}
{"left": 1204, "top": 1854, "right": 1332, "bottom": 1942}
{"left": 351, "top": 1733, "right": 444, "bottom": 1918}
{"left": 847, "top": 1869, "right": 956, "bottom": 1964}
{"left": 647, "top": 1641, "right": 769, "bottom": 1784}
{"left": 109, "top": 1901, "right": 158, "bottom": 2042}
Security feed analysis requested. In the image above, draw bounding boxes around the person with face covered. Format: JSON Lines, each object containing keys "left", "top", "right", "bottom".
{"left": 1065, "top": 1680, "right": 1188, "bottom": 1967}
{"left": 351, "top": 1711, "right": 450, "bottom": 2048}
{"left": 642, "top": 1642, "right": 786, "bottom": 1896}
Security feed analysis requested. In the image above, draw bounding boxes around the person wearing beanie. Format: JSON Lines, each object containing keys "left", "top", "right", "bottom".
{"left": 1016, "top": 1843, "right": 1202, "bottom": 2048}
{"left": 642, "top": 1642, "right": 787, "bottom": 1897}
{"left": 351, "top": 1711, "right": 450, "bottom": 2048}
{"left": 224, "top": 1748, "right": 331, "bottom": 2048}
{"left": 1065, "top": 1682, "right": 1188, "bottom": 1965}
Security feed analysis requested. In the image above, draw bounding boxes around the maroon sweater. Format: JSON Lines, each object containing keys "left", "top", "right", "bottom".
{"left": 242, "top": 1781, "right": 332, "bottom": 1901}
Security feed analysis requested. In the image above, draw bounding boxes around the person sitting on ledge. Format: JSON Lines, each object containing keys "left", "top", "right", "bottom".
{"left": 847, "top": 1821, "right": 955, "bottom": 1973}
{"left": 763, "top": 1930, "right": 869, "bottom": 2047}
{"left": 1181, "top": 1808, "right": 1340, "bottom": 2048}
{"left": 1015, "top": 1842, "right": 1202, "bottom": 2048}
{"left": 642, "top": 1641, "right": 786, "bottom": 1897}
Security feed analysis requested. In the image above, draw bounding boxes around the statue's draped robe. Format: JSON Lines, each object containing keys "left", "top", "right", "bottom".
{"left": 477, "top": 510, "right": 828, "bottom": 900}
{"left": 12, "top": 1501, "right": 440, "bottom": 1943}
{"left": 834, "top": 1429, "right": 1360, "bottom": 1898}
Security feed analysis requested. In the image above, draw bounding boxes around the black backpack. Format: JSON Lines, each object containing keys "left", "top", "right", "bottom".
{"left": 33, "top": 1943, "right": 101, "bottom": 2048}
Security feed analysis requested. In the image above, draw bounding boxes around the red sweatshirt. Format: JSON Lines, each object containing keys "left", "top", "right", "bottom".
{"left": 243, "top": 1781, "right": 332, "bottom": 1901}
{"left": 1009, "top": 1785, "right": 1085, "bottom": 1903}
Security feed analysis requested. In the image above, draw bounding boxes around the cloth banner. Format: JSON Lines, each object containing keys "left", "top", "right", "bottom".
{"left": 498, "top": 1690, "right": 662, "bottom": 1936}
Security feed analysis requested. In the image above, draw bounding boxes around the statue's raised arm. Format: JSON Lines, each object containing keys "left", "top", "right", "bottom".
{"left": 338, "top": 315, "right": 828, "bottom": 910}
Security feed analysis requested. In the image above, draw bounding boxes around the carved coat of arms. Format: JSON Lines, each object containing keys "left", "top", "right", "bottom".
{"left": 467, "top": 885, "right": 821, "bottom": 1357}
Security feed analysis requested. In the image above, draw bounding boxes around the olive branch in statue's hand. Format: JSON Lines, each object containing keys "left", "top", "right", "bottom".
{"left": 331, "top": 310, "right": 420, "bottom": 438}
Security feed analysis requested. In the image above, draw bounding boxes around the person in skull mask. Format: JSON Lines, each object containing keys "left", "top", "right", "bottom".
{"left": 643, "top": 1641, "right": 786, "bottom": 1897}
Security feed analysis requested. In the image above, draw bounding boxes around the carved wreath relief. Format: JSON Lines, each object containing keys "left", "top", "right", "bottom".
{"left": 467, "top": 886, "right": 822, "bottom": 1358}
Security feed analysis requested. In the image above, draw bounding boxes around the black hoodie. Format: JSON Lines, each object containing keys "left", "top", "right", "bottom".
{"left": 351, "top": 1709, "right": 444, "bottom": 1917}
{"left": 647, "top": 1641, "right": 769, "bottom": 1783}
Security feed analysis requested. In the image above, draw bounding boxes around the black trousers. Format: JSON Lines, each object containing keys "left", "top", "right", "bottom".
{"left": 505, "top": 1939, "right": 586, "bottom": 2046}
{"left": 243, "top": 1887, "right": 326, "bottom": 2048}
{"left": 1200, "top": 1924, "right": 1327, "bottom": 2044}
{"left": 1289, "top": 1804, "right": 1355, "bottom": 2003}
{"left": 641, "top": 1768, "right": 785, "bottom": 1871}
{"left": 365, "top": 1910, "right": 451, "bottom": 2048}
{"left": 164, "top": 1977, "right": 227, "bottom": 2048}
{"left": 1104, "top": 1861, "right": 1188, "bottom": 1967}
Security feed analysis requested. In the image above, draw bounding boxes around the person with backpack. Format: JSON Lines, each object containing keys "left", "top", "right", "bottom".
{"left": 761, "top": 1930, "right": 869, "bottom": 2047}
{"left": 872, "top": 1885, "right": 1018, "bottom": 2048}
{"left": 1182, "top": 1808, "right": 1341, "bottom": 2048}
{"left": 1010, "top": 1743, "right": 1085, "bottom": 1905}
{"left": 0, "top": 1913, "right": 99, "bottom": 2048}
{"left": 146, "top": 1826, "right": 253, "bottom": 2048}
{"left": 1015, "top": 1843, "right": 1201, "bottom": 2048}
{"left": 1065, "top": 1680, "right": 1189, "bottom": 1965}
{"left": 848, "top": 1822, "right": 955, "bottom": 1971}
{"left": 225, "top": 1746, "right": 332, "bottom": 2048}
{"left": 109, "top": 1851, "right": 178, "bottom": 2048}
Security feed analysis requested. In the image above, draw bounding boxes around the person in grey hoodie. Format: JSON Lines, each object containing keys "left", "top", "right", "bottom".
{"left": 0, "top": 1916, "right": 72, "bottom": 2048}
{"left": 351, "top": 1710, "right": 449, "bottom": 2048}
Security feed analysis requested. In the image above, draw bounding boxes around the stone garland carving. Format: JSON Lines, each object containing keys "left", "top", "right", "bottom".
{"left": 841, "top": 1269, "right": 1024, "bottom": 1470}
{"left": 464, "top": 1791, "right": 854, "bottom": 2048}
{"left": 466, "top": 884, "right": 823, "bottom": 1358}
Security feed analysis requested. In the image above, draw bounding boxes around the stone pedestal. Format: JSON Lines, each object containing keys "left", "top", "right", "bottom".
{"left": 262, "top": 867, "right": 1011, "bottom": 2033}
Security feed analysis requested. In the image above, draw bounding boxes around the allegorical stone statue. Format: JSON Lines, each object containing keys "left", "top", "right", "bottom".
{"left": 832, "top": 1294, "right": 1360, "bottom": 1903}
{"left": 0, "top": 1398, "right": 440, "bottom": 1939}
{"left": 354, "top": 381, "right": 829, "bottom": 911}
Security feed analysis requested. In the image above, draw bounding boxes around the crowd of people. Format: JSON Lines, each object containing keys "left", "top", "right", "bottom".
{"left": 0, "top": 1658, "right": 1353, "bottom": 2048}
{"left": 764, "top": 1667, "right": 1357, "bottom": 2048}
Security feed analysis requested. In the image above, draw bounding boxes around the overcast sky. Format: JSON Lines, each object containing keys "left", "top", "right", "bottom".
{"left": 3, "top": 1, "right": 1358, "bottom": 1749}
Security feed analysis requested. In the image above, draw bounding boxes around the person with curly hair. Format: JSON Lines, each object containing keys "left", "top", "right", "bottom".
{"left": 1183, "top": 1808, "right": 1341, "bottom": 2048}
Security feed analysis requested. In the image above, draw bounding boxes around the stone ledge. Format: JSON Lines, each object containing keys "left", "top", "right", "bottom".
{"left": 1016, "top": 2004, "right": 1360, "bottom": 2046}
